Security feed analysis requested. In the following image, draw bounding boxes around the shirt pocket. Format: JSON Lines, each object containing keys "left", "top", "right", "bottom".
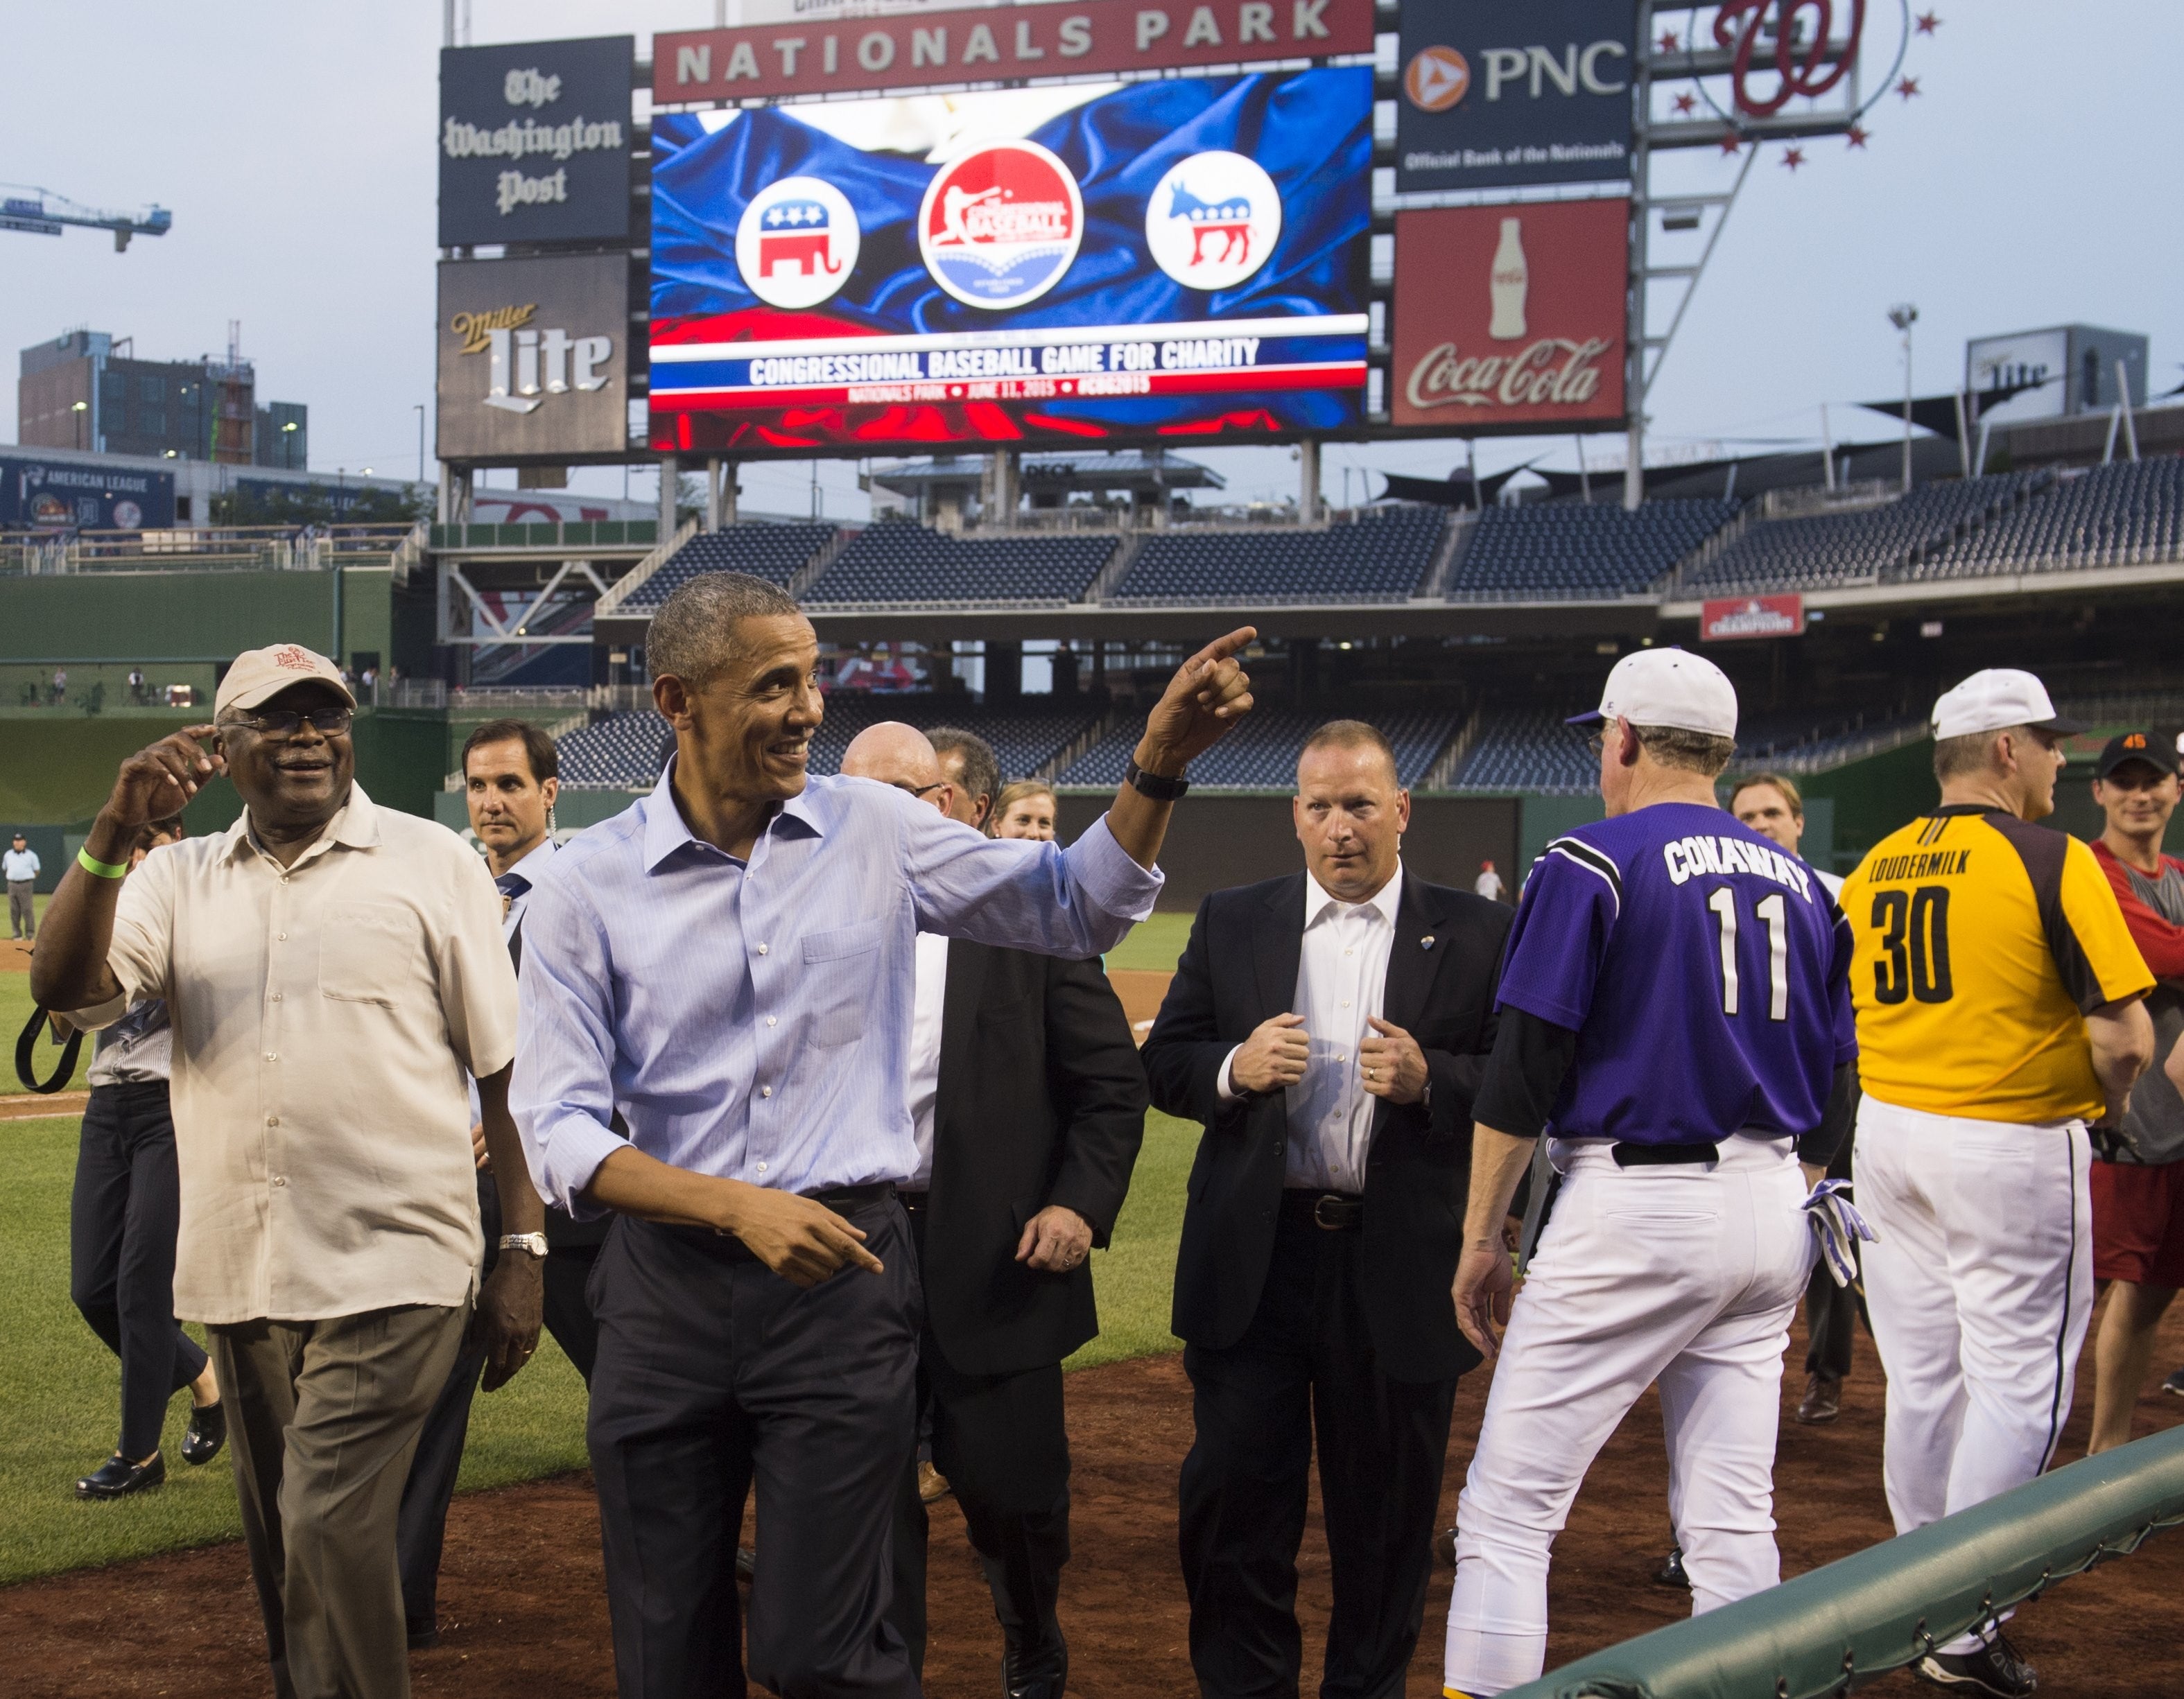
{"left": 320, "top": 901, "right": 426, "bottom": 1008}
{"left": 802, "top": 920, "right": 883, "bottom": 1048}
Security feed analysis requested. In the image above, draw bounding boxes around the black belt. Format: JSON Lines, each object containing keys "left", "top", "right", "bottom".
{"left": 1281, "top": 1190, "right": 1365, "bottom": 1231}
{"left": 661, "top": 1181, "right": 897, "bottom": 1264}
{"left": 806, "top": 1181, "right": 896, "bottom": 1213}
{"left": 1611, "top": 1142, "right": 1720, "bottom": 1168}
{"left": 896, "top": 1188, "right": 929, "bottom": 1212}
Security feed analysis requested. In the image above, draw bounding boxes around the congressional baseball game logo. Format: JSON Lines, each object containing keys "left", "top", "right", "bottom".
{"left": 1143, "top": 150, "right": 1281, "bottom": 292}
{"left": 918, "top": 141, "right": 1083, "bottom": 310}
{"left": 736, "top": 177, "right": 861, "bottom": 310}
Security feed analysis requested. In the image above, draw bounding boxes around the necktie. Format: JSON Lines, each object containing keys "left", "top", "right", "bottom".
{"left": 496, "top": 870, "right": 530, "bottom": 918}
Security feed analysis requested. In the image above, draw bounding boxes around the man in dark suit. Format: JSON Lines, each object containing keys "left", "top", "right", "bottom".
{"left": 841, "top": 723, "right": 1147, "bottom": 1699}
{"left": 1143, "top": 718, "right": 1513, "bottom": 1699}
{"left": 397, "top": 719, "right": 605, "bottom": 1648}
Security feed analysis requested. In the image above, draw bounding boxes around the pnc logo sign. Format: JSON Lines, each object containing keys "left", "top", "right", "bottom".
{"left": 1403, "top": 45, "right": 1469, "bottom": 112}
{"left": 1405, "top": 38, "right": 1627, "bottom": 106}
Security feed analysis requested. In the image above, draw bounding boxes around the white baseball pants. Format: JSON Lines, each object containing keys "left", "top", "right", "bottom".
{"left": 1444, "top": 1136, "right": 1811, "bottom": 1697}
{"left": 1855, "top": 1097, "right": 2092, "bottom": 1655}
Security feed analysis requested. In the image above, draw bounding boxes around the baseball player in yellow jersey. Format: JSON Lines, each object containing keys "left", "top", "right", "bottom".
{"left": 1842, "top": 668, "right": 2153, "bottom": 1699}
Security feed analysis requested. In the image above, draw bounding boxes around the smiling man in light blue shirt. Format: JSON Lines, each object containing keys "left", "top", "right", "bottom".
{"left": 512, "top": 570, "right": 1254, "bottom": 1699}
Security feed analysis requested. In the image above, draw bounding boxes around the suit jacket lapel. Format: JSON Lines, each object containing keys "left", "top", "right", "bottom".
{"left": 1381, "top": 875, "right": 1452, "bottom": 1036}
{"left": 1254, "top": 874, "right": 1308, "bottom": 1023}
{"left": 935, "top": 936, "right": 988, "bottom": 1119}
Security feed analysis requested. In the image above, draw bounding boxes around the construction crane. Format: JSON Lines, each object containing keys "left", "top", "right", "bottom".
{"left": 0, "top": 184, "right": 171, "bottom": 251}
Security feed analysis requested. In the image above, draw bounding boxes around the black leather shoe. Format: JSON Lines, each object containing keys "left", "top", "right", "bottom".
{"left": 406, "top": 1620, "right": 440, "bottom": 1652}
{"left": 1914, "top": 1630, "right": 2037, "bottom": 1696}
{"left": 76, "top": 1452, "right": 165, "bottom": 1499}
{"left": 181, "top": 1400, "right": 226, "bottom": 1465}
{"left": 1652, "top": 1544, "right": 1688, "bottom": 1589}
{"left": 735, "top": 1546, "right": 756, "bottom": 1584}
{"left": 1003, "top": 1638, "right": 1067, "bottom": 1699}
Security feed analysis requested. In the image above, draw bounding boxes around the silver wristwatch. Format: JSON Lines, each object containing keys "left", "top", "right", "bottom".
{"left": 498, "top": 1232, "right": 549, "bottom": 1257}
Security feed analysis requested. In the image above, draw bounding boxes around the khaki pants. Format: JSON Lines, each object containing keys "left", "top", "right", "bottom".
{"left": 8, "top": 880, "right": 33, "bottom": 938}
{"left": 211, "top": 1304, "right": 469, "bottom": 1699}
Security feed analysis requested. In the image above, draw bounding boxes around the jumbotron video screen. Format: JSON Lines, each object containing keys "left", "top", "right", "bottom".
{"left": 647, "top": 68, "right": 1371, "bottom": 454}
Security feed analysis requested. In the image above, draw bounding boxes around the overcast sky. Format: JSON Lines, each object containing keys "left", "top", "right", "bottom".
{"left": 4, "top": 0, "right": 2173, "bottom": 516}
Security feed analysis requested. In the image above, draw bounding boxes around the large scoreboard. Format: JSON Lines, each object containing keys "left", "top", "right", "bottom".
{"left": 648, "top": 69, "right": 1371, "bottom": 453}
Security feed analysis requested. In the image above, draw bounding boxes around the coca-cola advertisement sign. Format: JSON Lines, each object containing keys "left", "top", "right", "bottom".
{"left": 1701, "top": 593, "right": 1805, "bottom": 642}
{"left": 1390, "top": 198, "right": 1626, "bottom": 429}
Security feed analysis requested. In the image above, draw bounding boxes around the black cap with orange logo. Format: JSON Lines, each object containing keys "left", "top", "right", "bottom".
{"left": 2095, "top": 730, "right": 2183, "bottom": 781}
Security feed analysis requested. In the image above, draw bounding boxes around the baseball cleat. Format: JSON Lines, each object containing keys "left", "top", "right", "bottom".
{"left": 1652, "top": 1544, "right": 1688, "bottom": 1589}
{"left": 2162, "top": 1366, "right": 2184, "bottom": 1397}
{"left": 1913, "top": 1630, "right": 2036, "bottom": 1696}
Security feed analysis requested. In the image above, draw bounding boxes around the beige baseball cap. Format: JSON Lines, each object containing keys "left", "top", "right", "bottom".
{"left": 215, "top": 644, "right": 356, "bottom": 717}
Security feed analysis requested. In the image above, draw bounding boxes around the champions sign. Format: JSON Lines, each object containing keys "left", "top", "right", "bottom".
{"left": 1389, "top": 196, "right": 1627, "bottom": 431}
{"left": 1701, "top": 593, "right": 1805, "bottom": 642}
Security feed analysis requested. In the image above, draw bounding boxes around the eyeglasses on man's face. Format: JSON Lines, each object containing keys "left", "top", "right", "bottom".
{"left": 223, "top": 707, "right": 354, "bottom": 739}
{"left": 890, "top": 780, "right": 944, "bottom": 799}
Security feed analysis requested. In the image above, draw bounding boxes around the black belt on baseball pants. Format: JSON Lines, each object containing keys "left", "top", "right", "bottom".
{"left": 886, "top": 1192, "right": 1073, "bottom": 1683}
{"left": 1179, "top": 1199, "right": 1459, "bottom": 1699}
{"left": 588, "top": 1196, "right": 923, "bottom": 1699}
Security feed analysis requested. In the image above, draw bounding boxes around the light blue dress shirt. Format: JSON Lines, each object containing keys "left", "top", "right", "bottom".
{"left": 3, "top": 847, "right": 41, "bottom": 882}
{"left": 511, "top": 767, "right": 1161, "bottom": 1211}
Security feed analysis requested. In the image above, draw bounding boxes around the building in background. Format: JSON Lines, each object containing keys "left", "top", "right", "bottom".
{"left": 17, "top": 327, "right": 308, "bottom": 468}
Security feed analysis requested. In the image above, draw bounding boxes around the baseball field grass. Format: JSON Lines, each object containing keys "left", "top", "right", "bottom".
{"left": 0, "top": 1100, "right": 1198, "bottom": 1586}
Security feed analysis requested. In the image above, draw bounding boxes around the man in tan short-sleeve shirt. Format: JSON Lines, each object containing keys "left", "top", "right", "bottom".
{"left": 34, "top": 643, "right": 544, "bottom": 1699}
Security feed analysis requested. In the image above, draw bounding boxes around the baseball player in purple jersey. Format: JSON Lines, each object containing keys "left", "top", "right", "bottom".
{"left": 1442, "top": 650, "right": 1859, "bottom": 1696}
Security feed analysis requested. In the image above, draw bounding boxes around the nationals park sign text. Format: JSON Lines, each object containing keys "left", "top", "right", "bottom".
{"left": 655, "top": 0, "right": 1374, "bottom": 103}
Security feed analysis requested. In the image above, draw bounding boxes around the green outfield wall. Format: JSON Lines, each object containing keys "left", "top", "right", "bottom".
{"left": 0, "top": 568, "right": 397, "bottom": 677}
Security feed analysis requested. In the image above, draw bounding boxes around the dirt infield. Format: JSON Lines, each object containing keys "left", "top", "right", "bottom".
{"left": 8, "top": 1307, "right": 2181, "bottom": 1698}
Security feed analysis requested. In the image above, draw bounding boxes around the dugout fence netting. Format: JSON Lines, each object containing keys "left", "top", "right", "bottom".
{"left": 1493, "top": 1421, "right": 2184, "bottom": 1699}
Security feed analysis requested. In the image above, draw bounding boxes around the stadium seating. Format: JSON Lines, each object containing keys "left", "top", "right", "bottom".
{"left": 1446, "top": 710, "right": 1598, "bottom": 794}
{"left": 1107, "top": 507, "right": 1448, "bottom": 604}
{"left": 554, "top": 694, "right": 1104, "bottom": 790}
{"left": 804, "top": 524, "right": 1116, "bottom": 604}
{"left": 1685, "top": 473, "right": 2049, "bottom": 593}
{"left": 615, "top": 523, "right": 837, "bottom": 611}
{"left": 1057, "top": 706, "right": 1460, "bottom": 789}
{"left": 1447, "top": 500, "right": 1740, "bottom": 600}
{"left": 1909, "top": 459, "right": 2184, "bottom": 579}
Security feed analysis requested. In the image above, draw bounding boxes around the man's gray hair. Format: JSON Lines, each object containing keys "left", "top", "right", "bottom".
{"left": 1633, "top": 724, "right": 1735, "bottom": 778}
{"left": 928, "top": 726, "right": 1000, "bottom": 813}
{"left": 646, "top": 572, "right": 802, "bottom": 689}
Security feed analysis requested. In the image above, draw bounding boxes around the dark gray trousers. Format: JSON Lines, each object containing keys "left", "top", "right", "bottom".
{"left": 587, "top": 1203, "right": 924, "bottom": 1699}
{"left": 71, "top": 1081, "right": 209, "bottom": 1458}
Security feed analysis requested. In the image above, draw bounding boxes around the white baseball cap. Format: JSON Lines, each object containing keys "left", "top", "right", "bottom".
{"left": 1567, "top": 647, "right": 1738, "bottom": 740}
{"left": 215, "top": 643, "right": 355, "bottom": 717}
{"left": 1930, "top": 668, "right": 2084, "bottom": 742}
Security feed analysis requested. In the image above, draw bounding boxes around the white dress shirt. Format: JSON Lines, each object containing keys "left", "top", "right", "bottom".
{"left": 1219, "top": 864, "right": 1404, "bottom": 1194}
{"left": 904, "top": 932, "right": 951, "bottom": 1187}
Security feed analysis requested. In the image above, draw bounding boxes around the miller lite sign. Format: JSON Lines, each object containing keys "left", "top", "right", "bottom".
{"left": 1390, "top": 198, "right": 1627, "bottom": 430}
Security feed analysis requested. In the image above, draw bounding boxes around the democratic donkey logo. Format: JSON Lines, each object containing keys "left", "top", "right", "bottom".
{"left": 918, "top": 141, "right": 1084, "bottom": 311}
{"left": 736, "top": 177, "right": 861, "bottom": 311}
{"left": 1145, "top": 151, "right": 1281, "bottom": 293}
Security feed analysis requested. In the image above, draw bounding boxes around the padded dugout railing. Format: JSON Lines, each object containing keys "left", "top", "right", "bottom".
{"left": 1492, "top": 1421, "right": 2184, "bottom": 1699}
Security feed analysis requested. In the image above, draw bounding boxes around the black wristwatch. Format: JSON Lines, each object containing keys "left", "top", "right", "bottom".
{"left": 1124, "top": 757, "right": 1190, "bottom": 801}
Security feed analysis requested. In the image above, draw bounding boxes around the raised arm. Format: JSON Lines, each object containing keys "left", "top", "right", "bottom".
{"left": 1104, "top": 627, "right": 1256, "bottom": 869}
{"left": 33, "top": 726, "right": 223, "bottom": 1012}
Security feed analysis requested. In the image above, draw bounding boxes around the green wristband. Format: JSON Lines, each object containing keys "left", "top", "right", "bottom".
{"left": 77, "top": 845, "right": 129, "bottom": 880}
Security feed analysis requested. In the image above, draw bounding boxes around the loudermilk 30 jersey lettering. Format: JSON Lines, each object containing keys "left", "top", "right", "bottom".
{"left": 1496, "top": 801, "right": 1857, "bottom": 1145}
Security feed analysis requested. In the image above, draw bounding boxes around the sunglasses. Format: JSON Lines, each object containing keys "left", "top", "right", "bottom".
{"left": 223, "top": 707, "right": 354, "bottom": 738}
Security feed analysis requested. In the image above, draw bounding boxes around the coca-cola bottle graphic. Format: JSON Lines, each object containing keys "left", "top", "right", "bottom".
{"left": 1489, "top": 216, "right": 1528, "bottom": 342}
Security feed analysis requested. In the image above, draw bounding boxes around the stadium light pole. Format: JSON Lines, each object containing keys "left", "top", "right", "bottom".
{"left": 1888, "top": 302, "right": 1918, "bottom": 494}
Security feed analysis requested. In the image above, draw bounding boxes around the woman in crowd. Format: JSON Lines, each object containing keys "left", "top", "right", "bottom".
{"left": 991, "top": 780, "right": 1059, "bottom": 842}
{"left": 62, "top": 817, "right": 225, "bottom": 1499}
